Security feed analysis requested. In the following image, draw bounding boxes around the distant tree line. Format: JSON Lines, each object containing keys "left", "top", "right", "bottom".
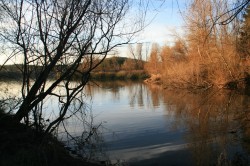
{"left": 81, "top": 56, "right": 145, "bottom": 72}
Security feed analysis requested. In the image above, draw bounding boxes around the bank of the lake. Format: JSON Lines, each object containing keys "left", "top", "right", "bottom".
{"left": 144, "top": 73, "right": 250, "bottom": 93}
{"left": 0, "top": 114, "right": 103, "bottom": 166}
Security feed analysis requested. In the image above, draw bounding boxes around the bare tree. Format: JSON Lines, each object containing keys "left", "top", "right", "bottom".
{"left": 146, "top": 42, "right": 160, "bottom": 74}
{"left": 0, "top": 0, "right": 145, "bottom": 133}
{"left": 215, "top": 0, "right": 250, "bottom": 25}
{"left": 136, "top": 43, "right": 144, "bottom": 69}
{"left": 182, "top": 0, "right": 250, "bottom": 88}
{"left": 128, "top": 43, "right": 144, "bottom": 70}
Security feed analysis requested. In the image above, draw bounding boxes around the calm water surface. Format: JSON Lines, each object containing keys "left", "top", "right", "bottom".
{"left": 65, "top": 81, "right": 250, "bottom": 165}
{"left": 1, "top": 80, "right": 250, "bottom": 165}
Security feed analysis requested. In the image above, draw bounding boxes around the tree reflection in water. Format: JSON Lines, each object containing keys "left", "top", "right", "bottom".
{"left": 68, "top": 81, "right": 250, "bottom": 165}
{"left": 147, "top": 84, "right": 250, "bottom": 166}
{"left": 1, "top": 81, "right": 250, "bottom": 165}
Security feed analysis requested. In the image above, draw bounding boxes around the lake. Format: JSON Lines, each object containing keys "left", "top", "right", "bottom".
{"left": 1, "top": 80, "right": 250, "bottom": 165}
{"left": 60, "top": 81, "right": 250, "bottom": 166}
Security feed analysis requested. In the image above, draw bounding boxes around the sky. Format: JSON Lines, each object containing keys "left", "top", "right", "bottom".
{"left": 116, "top": 0, "right": 186, "bottom": 58}
{"left": 0, "top": 0, "right": 186, "bottom": 64}
{"left": 139, "top": 0, "right": 185, "bottom": 44}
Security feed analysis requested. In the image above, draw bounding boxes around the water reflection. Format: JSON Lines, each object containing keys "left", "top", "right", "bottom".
{"left": 84, "top": 81, "right": 250, "bottom": 165}
{"left": 161, "top": 90, "right": 242, "bottom": 166}
{"left": 1, "top": 80, "right": 250, "bottom": 165}
{"left": 151, "top": 86, "right": 250, "bottom": 165}
{"left": 86, "top": 80, "right": 156, "bottom": 110}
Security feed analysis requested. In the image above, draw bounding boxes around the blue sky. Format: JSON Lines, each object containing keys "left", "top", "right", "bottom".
{"left": 139, "top": 0, "right": 185, "bottom": 44}
{"left": 0, "top": 1, "right": 186, "bottom": 64}
{"left": 116, "top": 0, "right": 186, "bottom": 58}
